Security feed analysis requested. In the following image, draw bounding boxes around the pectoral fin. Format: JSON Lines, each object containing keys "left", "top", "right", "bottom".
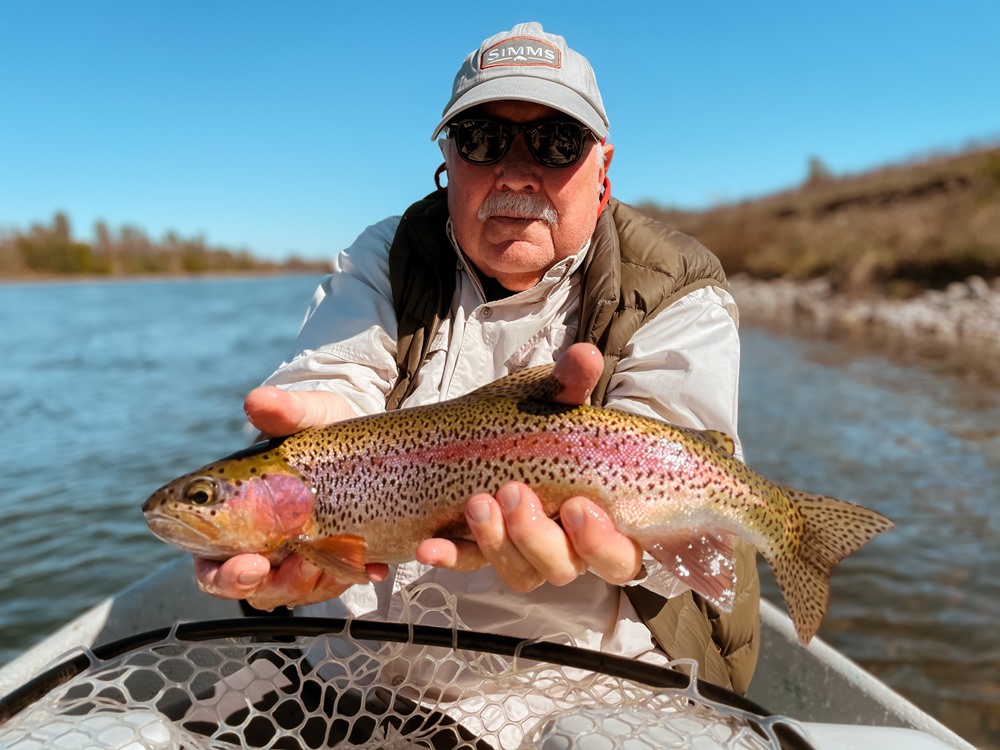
{"left": 292, "top": 534, "right": 370, "bottom": 585}
{"left": 636, "top": 530, "right": 738, "bottom": 611}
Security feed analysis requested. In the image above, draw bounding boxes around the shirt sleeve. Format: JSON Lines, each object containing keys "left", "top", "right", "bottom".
{"left": 603, "top": 284, "right": 743, "bottom": 599}
{"left": 261, "top": 217, "right": 402, "bottom": 417}
{"left": 604, "top": 284, "right": 742, "bottom": 456}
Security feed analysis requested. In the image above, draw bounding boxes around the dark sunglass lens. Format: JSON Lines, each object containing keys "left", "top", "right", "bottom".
{"left": 451, "top": 119, "right": 589, "bottom": 167}
{"left": 454, "top": 120, "right": 508, "bottom": 164}
{"left": 530, "top": 122, "right": 586, "bottom": 166}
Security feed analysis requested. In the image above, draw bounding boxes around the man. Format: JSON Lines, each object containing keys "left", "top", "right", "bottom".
{"left": 195, "top": 22, "right": 759, "bottom": 693}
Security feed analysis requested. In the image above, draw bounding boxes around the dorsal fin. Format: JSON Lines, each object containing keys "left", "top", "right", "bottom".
{"left": 463, "top": 364, "right": 559, "bottom": 402}
{"left": 698, "top": 429, "right": 737, "bottom": 456}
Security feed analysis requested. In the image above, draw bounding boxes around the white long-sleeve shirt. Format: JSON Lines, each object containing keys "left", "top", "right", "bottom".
{"left": 264, "top": 214, "right": 743, "bottom": 662}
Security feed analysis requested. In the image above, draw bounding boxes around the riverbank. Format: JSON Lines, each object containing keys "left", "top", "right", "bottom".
{"left": 648, "top": 144, "right": 1000, "bottom": 290}
{"left": 731, "top": 274, "right": 1000, "bottom": 347}
{"left": 0, "top": 268, "right": 327, "bottom": 286}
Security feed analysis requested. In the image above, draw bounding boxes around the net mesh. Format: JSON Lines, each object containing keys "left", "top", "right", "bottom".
{"left": 0, "top": 585, "right": 806, "bottom": 749}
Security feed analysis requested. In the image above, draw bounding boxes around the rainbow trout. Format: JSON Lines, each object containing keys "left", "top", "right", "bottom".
{"left": 143, "top": 365, "right": 893, "bottom": 644}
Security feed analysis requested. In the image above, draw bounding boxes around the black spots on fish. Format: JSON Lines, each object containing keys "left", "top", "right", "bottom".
{"left": 682, "top": 474, "right": 715, "bottom": 493}
{"left": 732, "top": 493, "right": 754, "bottom": 514}
{"left": 463, "top": 364, "right": 561, "bottom": 402}
{"left": 757, "top": 515, "right": 779, "bottom": 534}
{"left": 636, "top": 473, "right": 661, "bottom": 496}
{"left": 380, "top": 473, "right": 404, "bottom": 493}
{"left": 515, "top": 399, "right": 575, "bottom": 419}
{"left": 546, "top": 464, "right": 571, "bottom": 483}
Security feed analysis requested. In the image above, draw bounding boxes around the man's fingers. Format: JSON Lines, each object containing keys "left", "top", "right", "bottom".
{"left": 246, "top": 556, "right": 325, "bottom": 611}
{"left": 244, "top": 387, "right": 308, "bottom": 436}
{"left": 194, "top": 554, "right": 270, "bottom": 599}
{"left": 490, "top": 484, "right": 587, "bottom": 589}
{"left": 195, "top": 553, "right": 380, "bottom": 611}
{"left": 552, "top": 343, "right": 604, "bottom": 405}
{"left": 244, "top": 387, "right": 356, "bottom": 437}
{"left": 560, "top": 498, "right": 643, "bottom": 585}
{"left": 415, "top": 538, "right": 488, "bottom": 571}
{"left": 462, "top": 490, "right": 546, "bottom": 592}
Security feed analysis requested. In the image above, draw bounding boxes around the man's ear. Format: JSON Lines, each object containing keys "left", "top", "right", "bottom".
{"left": 597, "top": 142, "right": 614, "bottom": 216}
{"left": 435, "top": 139, "right": 455, "bottom": 190}
{"left": 599, "top": 142, "right": 614, "bottom": 181}
{"left": 439, "top": 136, "right": 454, "bottom": 162}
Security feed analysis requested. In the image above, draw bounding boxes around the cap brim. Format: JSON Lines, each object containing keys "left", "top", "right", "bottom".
{"left": 431, "top": 77, "right": 609, "bottom": 140}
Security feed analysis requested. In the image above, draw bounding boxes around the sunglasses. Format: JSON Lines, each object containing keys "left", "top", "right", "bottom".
{"left": 448, "top": 118, "right": 594, "bottom": 168}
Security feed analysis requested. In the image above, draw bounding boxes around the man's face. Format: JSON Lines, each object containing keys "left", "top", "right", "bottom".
{"left": 443, "top": 101, "right": 614, "bottom": 292}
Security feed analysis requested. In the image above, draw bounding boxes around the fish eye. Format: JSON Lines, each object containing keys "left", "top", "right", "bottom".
{"left": 183, "top": 478, "right": 220, "bottom": 506}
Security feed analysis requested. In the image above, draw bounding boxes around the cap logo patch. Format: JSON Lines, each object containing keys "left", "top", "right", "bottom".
{"left": 481, "top": 35, "right": 561, "bottom": 69}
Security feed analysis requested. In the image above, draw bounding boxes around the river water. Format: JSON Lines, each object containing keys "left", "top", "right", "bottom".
{"left": 0, "top": 275, "right": 996, "bottom": 747}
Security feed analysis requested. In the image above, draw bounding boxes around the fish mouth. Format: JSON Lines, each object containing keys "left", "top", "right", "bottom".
{"left": 145, "top": 512, "right": 230, "bottom": 558}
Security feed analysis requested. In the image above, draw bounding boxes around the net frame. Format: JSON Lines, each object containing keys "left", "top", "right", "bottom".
{"left": 0, "top": 617, "right": 811, "bottom": 750}
{"left": 0, "top": 616, "right": 813, "bottom": 750}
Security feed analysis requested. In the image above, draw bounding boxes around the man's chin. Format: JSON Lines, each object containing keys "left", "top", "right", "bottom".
{"left": 478, "top": 247, "right": 553, "bottom": 289}
{"left": 486, "top": 271, "right": 542, "bottom": 293}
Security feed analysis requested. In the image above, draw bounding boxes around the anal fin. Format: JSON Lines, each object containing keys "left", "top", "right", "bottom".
{"left": 637, "top": 530, "right": 739, "bottom": 611}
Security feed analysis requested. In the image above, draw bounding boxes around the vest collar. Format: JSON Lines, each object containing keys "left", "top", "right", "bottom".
{"left": 578, "top": 198, "right": 622, "bottom": 342}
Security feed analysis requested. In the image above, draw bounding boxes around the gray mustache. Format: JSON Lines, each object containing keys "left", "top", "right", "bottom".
{"left": 477, "top": 193, "right": 558, "bottom": 225}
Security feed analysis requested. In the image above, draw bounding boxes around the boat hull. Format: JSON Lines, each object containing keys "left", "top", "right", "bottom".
{"left": 0, "top": 556, "right": 974, "bottom": 750}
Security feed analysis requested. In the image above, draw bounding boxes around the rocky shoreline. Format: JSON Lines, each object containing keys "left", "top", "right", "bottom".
{"left": 729, "top": 274, "right": 1000, "bottom": 349}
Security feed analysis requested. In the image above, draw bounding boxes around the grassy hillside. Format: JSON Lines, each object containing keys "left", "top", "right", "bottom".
{"left": 643, "top": 144, "right": 1000, "bottom": 297}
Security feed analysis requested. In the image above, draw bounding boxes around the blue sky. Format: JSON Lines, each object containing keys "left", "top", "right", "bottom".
{"left": 1, "top": 1, "right": 997, "bottom": 261}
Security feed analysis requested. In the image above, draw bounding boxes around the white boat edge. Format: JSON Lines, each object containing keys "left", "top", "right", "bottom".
{"left": 0, "top": 555, "right": 977, "bottom": 750}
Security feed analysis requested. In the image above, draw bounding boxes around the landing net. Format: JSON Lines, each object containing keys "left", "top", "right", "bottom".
{"left": 0, "top": 585, "right": 811, "bottom": 749}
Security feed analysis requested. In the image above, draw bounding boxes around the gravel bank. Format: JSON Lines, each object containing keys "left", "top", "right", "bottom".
{"left": 729, "top": 274, "right": 1000, "bottom": 348}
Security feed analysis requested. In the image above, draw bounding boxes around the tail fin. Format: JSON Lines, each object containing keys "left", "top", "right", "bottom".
{"left": 772, "top": 487, "right": 894, "bottom": 644}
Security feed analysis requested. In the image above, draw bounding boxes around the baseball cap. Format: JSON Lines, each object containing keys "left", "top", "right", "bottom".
{"left": 431, "top": 22, "right": 609, "bottom": 140}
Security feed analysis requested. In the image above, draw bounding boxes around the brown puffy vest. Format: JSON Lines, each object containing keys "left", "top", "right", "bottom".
{"left": 385, "top": 191, "right": 760, "bottom": 693}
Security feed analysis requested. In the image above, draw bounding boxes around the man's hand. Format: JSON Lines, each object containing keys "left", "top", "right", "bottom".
{"left": 415, "top": 343, "right": 644, "bottom": 589}
{"left": 194, "top": 553, "right": 388, "bottom": 611}
{"left": 415, "top": 484, "right": 643, "bottom": 590}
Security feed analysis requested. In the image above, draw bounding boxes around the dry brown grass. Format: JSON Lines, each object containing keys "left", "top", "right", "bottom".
{"left": 642, "top": 145, "right": 1000, "bottom": 297}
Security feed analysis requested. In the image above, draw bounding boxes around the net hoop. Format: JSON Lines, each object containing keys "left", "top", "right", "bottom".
{"left": 0, "top": 617, "right": 814, "bottom": 750}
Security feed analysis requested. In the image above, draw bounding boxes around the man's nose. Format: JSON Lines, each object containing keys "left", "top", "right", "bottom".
{"left": 494, "top": 134, "right": 541, "bottom": 192}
